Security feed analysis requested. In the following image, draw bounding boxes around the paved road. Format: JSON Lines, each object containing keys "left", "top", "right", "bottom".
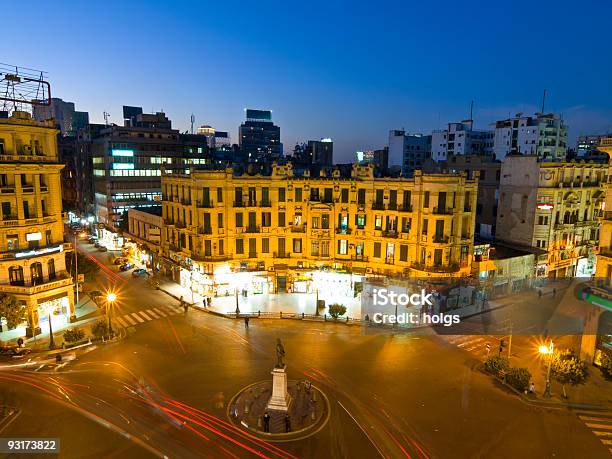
{"left": 0, "top": 242, "right": 609, "bottom": 458}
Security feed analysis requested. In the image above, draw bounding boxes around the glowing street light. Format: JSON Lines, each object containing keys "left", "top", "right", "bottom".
{"left": 538, "top": 340, "right": 554, "bottom": 397}
{"left": 106, "top": 292, "right": 117, "bottom": 338}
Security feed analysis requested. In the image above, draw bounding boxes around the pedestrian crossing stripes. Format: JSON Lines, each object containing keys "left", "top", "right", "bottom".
{"left": 439, "top": 335, "right": 497, "bottom": 358}
{"left": 113, "top": 305, "right": 180, "bottom": 329}
{"left": 575, "top": 410, "right": 612, "bottom": 455}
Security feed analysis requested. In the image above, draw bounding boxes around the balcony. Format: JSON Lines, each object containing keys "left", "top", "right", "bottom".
{"left": 246, "top": 200, "right": 257, "bottom": 207}
{"left": 259, "top": 200, "right": 272, "bottom": 207}
{"left": 387, "top": 203, "right": 398, "bottom": 211}
{"left": 0, "top": 273, "right": 72, "bottom": 295}
{"left": 433, "top": 234, "right": 450, "bottom": 243}
{"left": 0, "top": 186, "right": 15, "bottom": 194}
{"left": 336, "top": 227, "right": 352, "bottom": 235}
{"left": 433, "top": 207, "right": 453, "bottom": 215}
{"left": 197, "top": 201, "right": 214, "bottom": 208}
{"left": 181, "top": 199, "right": 192, "bottom": 205}
{"left": 248, "top": 252, "right": 258, "bottom": 258}
{"left": 273, "top": 252, "right": 291, "bottom": 258}
{"left": 351, "top": 255, "right": 369, "bottom": 262}
{"left": 463, "top": 205, "right": 472, "bottom": 212}
{"left": 382, "top": 229, "right": 398, "bottom": 238}
{"left": 411, "top": 262, "right": 460, "bottom": 273}
{"left": 385, "top": 257, "right": 395, "bottom": 265}
{"left": 198, "top": 227, "right": 213, "bottom": 235}
{"left": 192, "top": 253, "right": 231, "bottom": 262}
{"left": 399, "top": 205, "right": 413, "bottom": 212}
{"left": 245, "top": 225, "right": 260, "bottom": 233}
{"left": 290, "top": 224, "right": 306, "bottom": 233}
{"left": 233, "top": 201, "right": 245, "bottom": 207}
{"left": 372, "top": 202, "right": 385, "bottom": 210}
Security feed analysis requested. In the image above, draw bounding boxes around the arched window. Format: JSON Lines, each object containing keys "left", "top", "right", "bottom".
{"left": 48, "top": 259, "right": 56, "bottom": 280}
{"left": 30, "top": 262, "right": 43, "bottom": 285}
{"left": 9, "top": 266, "right": 24, "bottom": 286}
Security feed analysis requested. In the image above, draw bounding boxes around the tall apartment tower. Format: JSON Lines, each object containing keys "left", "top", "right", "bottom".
{"left": 431, "top": 121, "right": 494, "bottom": 162}
{"left": 0, "top": 111, "right": 74, "bottom": 337}
{"left": 238, "top": 109, "right": 282, "bottom": 163}
{"left": 388, "top": 130, "right": 432, "bottom": 175}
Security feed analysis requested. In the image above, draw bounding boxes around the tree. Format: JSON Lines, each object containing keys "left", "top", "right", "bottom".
{"left": 328, "top": 303, "right": 347, "bottom": 319}
{"left": 484, "top": 356, "right": 510, "bottom": 377}
{"left": 506, "top": 367, "right": 531, "bottom": 392}
{"left": 91, "top": 320, "right": 110, "bottom": 340}
{"left": 65, "top": 252, "right": 99, "bottom": 281}
{"left": 0, "top": 293, "right": 26, "bottom": 330}
{"left": 600, "top": 349, "right": 612, "bottom": 380}
{"left": 63, "top": 328, "right": 85, "bottom": 343}
{"left": 551, "top": 349, "right": 588, "bottom": 396}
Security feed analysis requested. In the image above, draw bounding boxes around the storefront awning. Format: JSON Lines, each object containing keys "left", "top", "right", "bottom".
{"left": 37, "top": 292, "right": 68, "bottom": 304}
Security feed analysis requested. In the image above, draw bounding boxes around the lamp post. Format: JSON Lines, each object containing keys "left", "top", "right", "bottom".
{"left": 106, "top": 292, "right": 117, "bottom": 339}
{"left": 47, "top": 313, "right": 56, "bottom": 350}
{"left": 235, "top": 288, "right": 240, "bottom": 316}
{"left": 539, "top": 340, "right": 554, "bottom": 397}
{"left": 315, "top": 288, "right": 319, "bottom": 316}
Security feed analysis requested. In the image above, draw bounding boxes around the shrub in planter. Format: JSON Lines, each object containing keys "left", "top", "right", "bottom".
{"left": 328, "top": 303, "right": 347, "bottom": 319}
{"left": 91, "top": 320, "right": 110, "bottom": 339}
{"left": 600, "top": 349, "right": 612, "bottom": 380}
{"left": 505, "top": 367, "right": 531, "bottom": 392}
{"left": 484, "top": 356, "right": 509, "bottom": 376}
{"left": 63, "top": 328, "right": 85, "bottom": 343}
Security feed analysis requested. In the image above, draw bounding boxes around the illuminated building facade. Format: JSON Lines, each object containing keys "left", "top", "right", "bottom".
{"left": 0, "top": 111, "right": 74, "bottom": 336}
{"left": 595, "top": 138, "right": 612, "bottom": 281}
{"left": 161, "top": 163, "right": 478, "bottom": 297}
{"left": 496, "top": 155, "right": 606, "bottom": 278}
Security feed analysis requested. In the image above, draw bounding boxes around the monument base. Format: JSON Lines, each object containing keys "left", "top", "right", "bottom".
{"left": 267, "top": 365, "right": 291, "bottom": 411}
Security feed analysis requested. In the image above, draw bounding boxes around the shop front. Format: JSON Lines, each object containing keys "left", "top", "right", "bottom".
{"left": 99, "top": 228, "right": 124, "bottom": 251}
{"left": 36, "top": 293, "right": 71, "bottom": 335}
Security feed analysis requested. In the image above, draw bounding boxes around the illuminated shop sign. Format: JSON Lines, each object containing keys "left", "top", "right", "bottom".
{"left": 26, "top": 232, "right": 42, "bottom": 241}
{"left": 537, "top": 204, "right": 553, "bottom": 210}
{"left": 112, "top": 163, "right": 135, "bottom": 170}
{"left": 15, "top": 244, "right": 63, "bottom": 259}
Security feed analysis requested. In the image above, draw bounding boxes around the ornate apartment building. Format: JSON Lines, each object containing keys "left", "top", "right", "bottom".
{"left": 595, "top": 138, "right": 612, "bottom": 281}
{"left": 0, "top": 111, "right": 74, "bottom": 336}
{"left": 496, "top": 155, "right": 606, "bottom": 278}
{"left": 161, "top": 163, "right": 478, "bottom": 297}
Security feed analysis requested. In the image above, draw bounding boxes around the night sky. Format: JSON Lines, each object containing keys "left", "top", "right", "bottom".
{"left": 5, "top": 0, "right": 612, "bottom": 161}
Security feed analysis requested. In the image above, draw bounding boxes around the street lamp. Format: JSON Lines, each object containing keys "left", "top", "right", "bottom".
{"left": 538, "top": 340, "right": 554, "bottom": 397}
{"left": 47, "top": 312, "right": 56, "bottom": 350}
{"left": 106, "top": 292, "right": 117, "bottom": 338}
{"left": 235, "top": 288, "right": 240, "bottom": 316}
{"left": 315, "top": 288, "right": 319, "bottom": 316}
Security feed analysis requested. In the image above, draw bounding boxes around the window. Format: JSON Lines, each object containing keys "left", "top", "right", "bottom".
{"left": 293, "top": 238, "right": 302, "bottom": 253}
{"left": 373, "top": 242, "right": 381, "bottom": 258}
{"left": 278, "top": 187, "right": 286, "bottom": 202}
{"left": 278, "top": 212, "right": 286, "bottom": 227}
{"left": 399, "top": 245, "right": 408, "bottom": 262}
{"left": 47, "top": 258, "right": 55, "bottom": 279}
{"left": 401, "top": 217, "right": 411, "bottom": 232}
{"left": 322, "top": 214, "right": 329, "bottom": 229}
{"left": 294, "top": 187, "right": 302, "bottom": 202}
{"left": 234, "top": 187, "right": 243, "bottom": 205}
{"left": 311, "top": 240, "right": 320, "bottom": 256}
{"left": 219, "top": 240, "right": 224, "bottom": 255}
{"left": 9, "top": 266, "right": 24, "bottom": 286}
{"left": 217, "top": 187, "right": 223, "bottom": 203}
{"left": 321, "top": 241, "right": 330, "bottom": 257}
{"left": 235, "top": 212, "right": 243, "bottom": 227}
{"left": 356, "top": 214, "right": 366, "bottom": 228}
{"left": 236, "top": 239, "right": 244, "bottom": 254}
{"left": 30, "top": 262, "right": 43, "bottom": 285}
{"left": 422, "top": 218, "right": 428, "bottom": 235}
{"left": 45, "top": 230, "right": 52, "bottom": 245}
{"left": 312, "top": 216, "right": 320, "bottom": 229}
{"left": 1, "top": 202, "right": 11, "bottom": 218}
{"left": 204, "top": 240, "right": 212, "bottom": 256}
{"left": 356, "top": 242, "right": 364, "bottom": 256}
{"left": 375, "top": 215, "right": 382, "bottom": 230}
{"left": 324, "top": 188, "right": 333, "bottom": 203}
{"left": 277, "top": 238, "right": 286, "bottom": 256}
{"left": 424, "top": 191, "right": 430, "bottom": 208}
{"left": 341, "top": 188, "right": 349, "bottom": 203}
{"left": 261, "top": 187, "right": 270, "bottom": 205}
{"left": 433, "top": 249, "right": 443, "bottom": 266}
{"left": 218, "top": 212, "right": 224, "bottom": 229}
{"left": 262, "top": 238, "right": 270, "bottom": 253}
{"left": 7, "top": 234, "right": 18, "bottom": 251}
{"left": 358, "top": 189, "right": 366, "bottom": 205}
{"left": 262, "top": 212, "right": 271, "bottom": 227}
{"left": 338, "top": 240, "right": 348, "bottom": 255}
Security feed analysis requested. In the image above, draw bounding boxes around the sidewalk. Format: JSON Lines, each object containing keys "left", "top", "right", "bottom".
{"left": 157, "top": 279, "right": 362, "bottom": 318}
{"left": 0, "top": 295, "right": 102, "bottom": 351}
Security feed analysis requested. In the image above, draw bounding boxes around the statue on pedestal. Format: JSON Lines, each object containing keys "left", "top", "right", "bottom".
{"left": 275, "top": 338, "right": 285, "bottom": 368}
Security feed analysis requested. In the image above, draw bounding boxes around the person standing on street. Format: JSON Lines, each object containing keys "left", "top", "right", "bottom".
{"left": 263, "top": 411, "right": 270, "bottom": 432}
{"left": 244, "top": 316, "right": 250, "bottom": 329}
{"left": 285, "top": 414, "right": 291, "bottom": 433}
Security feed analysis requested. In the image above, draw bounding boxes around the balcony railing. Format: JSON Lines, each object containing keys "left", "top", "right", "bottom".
{"left": 233, "top": 201, "right": 245, "bottom": 207}
{"left": 399, "top": 205, "right": 413, "bottom": 212}
{"left": 372, "top": 202, "right": 385, "bottom": 210}
{"left": 410, "top": 262, "right": 460, "bottom": 273}
{"left": 198, "top": 201, "right": 214, "bottom": 208}
{"left": 387, "top": 203, "right": 398, "bottom": 211}
{"left": 290, "top": 224, "right": 306, "bottom": 233}
{"left": 273, "top": 252, "right": 291, "bottom": 258}
{"left": 245, "top": 225, "right": 260, "bottom": 233}
{"left": 0, "top": 273, "right": 72, "bottom": 295}
{"left": 336, "top": 227, "right": 352, "bottom": 235}
{"left": 382, "top": 230, "right": 398, "bottom": 238}
{"left": 260, "top": 200, "right": 272, "bottom": 207}
{"left": 351, "top": 255, "right": 369, "bottom": 262}
{"left": 433, "top": 234, "right": 450, "bottom": 243}
{"left": 198, "top": 227, "right": 213, "bottom": 235}
{"left": 433, "top": 207, "right": 453, "bottom": 215}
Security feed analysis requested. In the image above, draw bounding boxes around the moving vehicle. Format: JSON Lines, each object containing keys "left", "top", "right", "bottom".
{"left": 132, "top": 268, "right": 149, "bottom": 277}
{"left": 119, "top": 262, "right": 134, "bottom": 271}
{"left": 98, "top": 246, "right": 108, "bottom": 252}
{"left": 113, "top": 257, "right": 127, "bottom": 265}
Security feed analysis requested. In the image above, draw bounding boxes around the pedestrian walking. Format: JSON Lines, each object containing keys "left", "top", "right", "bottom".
{"left": 485, "top": 342, "right": 491, "bottom": 356}
{"left": 263, "top": 411, "right": 271, "bottom": 433}
{"left": 207, "top": 297, "right": 212, "bottom": 307}
{"left": 244, "top": 317, "right": 250, "bottom": 329}
{"left": 553, "top": 288, "right": 557, "bottom": 297}
{"left": 538, "top": 289, "right": 542, "bottom": 298}
{"left": 529, "top": 382, "right": 535, "bottom": 394}
{"left": 285, "top": 414, "right": 291, "bottom": 433}
{"left": 203, "top": 298, "right": 207, "bottom": 309}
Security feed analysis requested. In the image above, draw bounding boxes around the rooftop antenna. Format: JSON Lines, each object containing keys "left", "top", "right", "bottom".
{"left": 469, "top": 100, "right": 474, "bottom": 122}
{"left": 541, "top": 89, "right": 547, "bottom": 114}
{"left": 103, "top": 111, "right": 110, "bottom": 125}
{"left": 190, "top": 114, "right": 195, "bottom": 134}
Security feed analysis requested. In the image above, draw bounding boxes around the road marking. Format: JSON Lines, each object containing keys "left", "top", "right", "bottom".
{"left": 34, "top": 364, "right": 46, "bottom": 372}
{"left": 116, "top": 317, "right": 129, "bottom": 328}
{"left": 337, "top": 401, "right": 384, "bottom": 458}
{"left": 131, "top": 313, "right": 145, "bottom": 323}
{"left": 586, "top": 423, "right": 612, "bottom": 430}
{"left": 137, "top": 311, "right": 152, "bottom": 321}
{"left": 579, "top": 415, "right": 612, "bottom": 423}
{"left": 592, "top": 430, "right": 612, "bottom": 436}
{"left": 123, "top": 315, "right": 137, "bottom": 326}
{"left": 153, "top": 308, "right": 167, "bottom": 317}
{"left": 602, "top": 439, "right": 612, "bottom": 445}
{"left": 146, "top": 309, "right": 160, "bottom": 319}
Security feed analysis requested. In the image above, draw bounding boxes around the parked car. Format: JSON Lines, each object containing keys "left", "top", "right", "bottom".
{"left": 98, "top": 246, "right": 108, "bottom": 252}
{"left": 132, "top": 268, "right": 149, "bottom": 277}
{"left": 119, "top": 262, "right": 134, "bottom": 271}
{"left": 88, "top": 237, "right": 97, "bottom": 244}
{"left": 0, "top": 346, "right": 31, "bottom": 357}
{"left": 113, "top": 257, "right": 127, "bottom": 265}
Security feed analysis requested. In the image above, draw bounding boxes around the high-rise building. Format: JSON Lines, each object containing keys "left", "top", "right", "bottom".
{"left": 90, "top": 107, "right": 209, "bottom": 228}
{"left": 355, "top": 148, "right": 389, "bottom": 170}
{"left": 496, "top": 155, "right": 605, "bottom": 278}
{"left": 32, "top": 97, "right": 89, "bottom": 137}
{"left": 0, "top": 111, "right": 75, "bottom": 337}
{"left": 431, "top": 121, "right": 494, "bottom": 162}
{"left": 493, "top": 113, "right": 568, "bottom": 161}
{"left": 388, "top": 130, "right": 432, "bottom": 175}
{"left": 238, "top": 109, "right": 282, "bottom": 163}
{"left": 307, "top": 139, "right": 333, "bottom": 167}
{"left": 160, "top": 162, "right": 478, "bottom": 295}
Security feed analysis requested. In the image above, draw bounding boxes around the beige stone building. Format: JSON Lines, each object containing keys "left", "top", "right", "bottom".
{"left": 0, "top": 111, "right": 74, "bottom": 336}
{"left": 496, "top": 155, "right": 606, "bottom": 278}
{"left": 125, "top": 207, "right": 163, "bottom": 270}
{"left": 161, "top": 163, "right": 478, "bottom": 297}
{"left": 595, "top": 140, "right": 612, "bottom": 280}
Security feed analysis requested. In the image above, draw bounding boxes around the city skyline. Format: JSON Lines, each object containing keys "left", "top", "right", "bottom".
{"left": 4, "top": 0, "right": 612, "bottom": 161}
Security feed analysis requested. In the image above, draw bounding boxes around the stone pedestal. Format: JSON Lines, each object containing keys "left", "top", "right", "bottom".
{"left": 267, "top": 365, "right": 291, "bottom": 411}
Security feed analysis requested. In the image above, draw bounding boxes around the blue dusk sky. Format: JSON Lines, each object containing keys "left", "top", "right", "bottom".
{"left": 4, "top": 0, "right": 612, "bottom": 161}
